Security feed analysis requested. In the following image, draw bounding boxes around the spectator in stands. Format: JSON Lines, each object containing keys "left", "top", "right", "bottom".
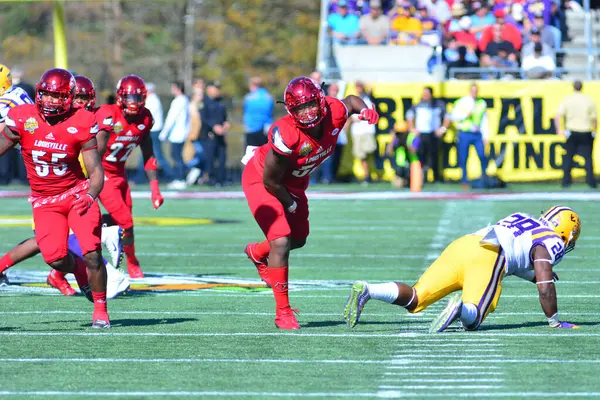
{"left": 405, "top": 86, "right": 447, "bottom": 182}
{"left": 447, "top": 2, "right": 468, "bottom": 34}
{"left": 481, "top": 24, "right": 518, "bottom": 68}
{"left": 421, "top": 0, "right": 451, "bottom": 25}
{"left": 478, "top": 9, "right": 522, "bottom": 52}
{"left": 450, "top": 83, "right": 489, "bottom": 190}
{"left": 444, "top": 37, "right": 478, "bottom": 64}
{"left": 159, "top": 81, "right": 191, "bottom": 189}
{"left": 469, "top": 2, "right": 495, "bottom": 40}
{"left": 524, "top": 11, "right": 560, "bottom": 49}
{"left": 243, "top": 76, "right": 273, "bottom": 147}
{"left": 505, "top": 3, "right": 526, "bottom": 31}
{"left": 453, "top": 16, "right": 478, "bottom": 50}
{"left": 417, "top": 4, "right": 440, "bottom": 46}
{"left": 522, "top": 42, "right": 556, "bottom": 78}
{"left": 360, "top": 0, "right": 390, "bottom": 45}
{"left": 391, "top": 2, "right": 423, "bottom": 45}
{"left": 329, "top": 0, "right": 358, "bottom": 14}
{"left": 523, "top": 0, "right": 553, "bottom": 25}
{"left": 550, "top": 0, "right": 569, "bottom": 43}
{"left": 555, "top": 80, "right": 597, "bottom": 188}
{"left": 521, "top": 27, "right": 554, "bottom": 58}
{"left": 362, "top": 0, "right": 396, "bottom": 15}
{"left": 350, "top": 81, "right": 378, "bottom": 184}
{"left": 447, "top": 46, "right": 480, "bottom": 79}
{"left": 328, "top": 0, "right": 362, "bottom": 45}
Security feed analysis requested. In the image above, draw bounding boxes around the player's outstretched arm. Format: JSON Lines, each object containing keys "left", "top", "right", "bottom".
{"left": 533, "top": 245, "right": 578, "bottom": 329}
{"left": 81, "top": 137, "right": 105, "bottom": 199}
{"left": 0, "top": 125, "right": 18, "bottom": 156}
{"left": 140, "top": 134, "right": 163, "bottom": 209}
{"left": 263, "top": 149, "right": 295, "bottom": 211}
{"left": 341, "top": 95, "right": 379, "bottom": 124}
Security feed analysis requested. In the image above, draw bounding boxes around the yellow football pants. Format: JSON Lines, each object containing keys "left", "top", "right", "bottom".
{"left": 410, "top": 234, "right": 506, "bottom": 327}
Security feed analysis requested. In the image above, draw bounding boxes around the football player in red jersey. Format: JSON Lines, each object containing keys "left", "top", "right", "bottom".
{"left": 95, "top": 75, "right": 164, "bottom": 279}
{"left": 241, "top": 76, "right": 379, "bottom": 329}
{"left": 0, "top": 76, "right": 130, "bottom": 299}
{"left": 0, "top": 68, "right": 110, "bottom": 328}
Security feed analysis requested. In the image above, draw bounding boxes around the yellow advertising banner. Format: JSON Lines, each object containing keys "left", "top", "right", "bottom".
{"left": 343, "top": 81, "right": 600, "bottom": 182}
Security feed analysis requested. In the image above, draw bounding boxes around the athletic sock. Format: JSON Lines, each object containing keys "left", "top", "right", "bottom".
{"left": 123, "top": 244, "right": 139, "bottom": 267}
{"left": 72, "top": 257, "right": 89, "bottom": 287}
{"left": 268, "top": 266, "right": 290, "bottom": 310}
{"left": 368, "top": 282, "right": 400, "bottom": 304}
{"left": 254, "top": 240, "right": 270, "bottom": 260}
{"left": 49, "top": 269, "right": 67, "bottom": 280}
{"left": 0, "top": 253, "right": 14, "bottom": 274}
{"left": 92, "top": 291, "right": 109, "bottom": 320}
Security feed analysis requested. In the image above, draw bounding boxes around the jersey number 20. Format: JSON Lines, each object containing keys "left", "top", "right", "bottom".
{"left": 106, "top": 142, "right": 137, "bottom": 162}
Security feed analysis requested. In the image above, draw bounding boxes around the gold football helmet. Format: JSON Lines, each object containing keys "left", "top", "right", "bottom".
{"left": 540, "top": 206, "right": 581, "bottom": 253}
{"left": 0, "top": 64, "right": 12, "bottom": 96}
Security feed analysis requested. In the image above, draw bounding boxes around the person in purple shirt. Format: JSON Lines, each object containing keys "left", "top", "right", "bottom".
{"left": 417, "top": 4, "right": 439, "bottom": 32}
{"left": 523, "top": 0, "right": 553, "bottom": 24}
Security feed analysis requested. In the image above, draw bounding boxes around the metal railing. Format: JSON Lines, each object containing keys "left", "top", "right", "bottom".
{"left": 447, "top": 67, "right": 598, "bottom": 80}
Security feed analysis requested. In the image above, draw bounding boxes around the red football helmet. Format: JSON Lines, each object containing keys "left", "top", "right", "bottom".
{"left": 35, "top": 68, "right": 76, "bottom": 117}
{"left": 116, "top": 75, "right": 147, "bottom": 115}
{"left": 284, "top": 76, "right": 327, "bottom": 129}
{"left": 73, "top": 75, "right": 96, "bottom": 111}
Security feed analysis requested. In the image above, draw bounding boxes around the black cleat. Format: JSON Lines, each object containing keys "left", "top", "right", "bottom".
{"left": 0, "top": 273, "right": 8, "bottom": 286}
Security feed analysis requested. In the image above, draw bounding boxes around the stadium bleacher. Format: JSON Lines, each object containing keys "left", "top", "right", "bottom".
{"left": 321, "top": 0, "right": 598, "bottom": 81}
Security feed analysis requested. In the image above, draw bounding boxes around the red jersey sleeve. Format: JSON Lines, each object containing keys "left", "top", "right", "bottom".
{"left": 95, "top": 104, "right": 115, "bottom": 132}
{"left": 269, "top": 119, "right": 300, "bottom": 158}
{"left": 73, "top": 109, "right": 99, "bottom": 147}
{"left": 326, "top": 96, "right": 349, "bottom": 126}
{"left": 4, "top": 106, "right": 26, "bottom": 139}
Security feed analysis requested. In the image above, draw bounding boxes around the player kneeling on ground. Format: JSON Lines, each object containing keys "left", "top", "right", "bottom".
{"left": 242, "top": 76, "right": 379, "bottom": 330}
{"left": 0, "top": 68, "right": 110, "bottom": 328}
{"left": 345, "top": 206, "right": 580, "bottom": 331}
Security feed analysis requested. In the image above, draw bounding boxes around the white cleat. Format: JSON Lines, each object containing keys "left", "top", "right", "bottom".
{"left": 101, "top": 225, "right": 123, "bottom": 269}
{"left": 106, "top": 262, "right": 131, "bottom": 299}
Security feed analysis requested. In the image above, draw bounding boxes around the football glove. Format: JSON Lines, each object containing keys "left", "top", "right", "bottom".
{"left": 73, "top": 193, "right": 96, "bottom": 215}
{"left": 150, "top": 180, "right": 164, "bottom": 210}
{"left": 358, "top": 104, "right": 379, "bottom": 125}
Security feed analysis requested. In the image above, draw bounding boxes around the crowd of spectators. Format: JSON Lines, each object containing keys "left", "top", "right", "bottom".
{"left": 327, "top": 0, "right": 576, "bottom": 79}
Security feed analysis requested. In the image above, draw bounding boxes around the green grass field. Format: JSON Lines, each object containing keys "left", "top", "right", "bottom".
{"left": 0, "top": 185, "right": 599, "bottom": 399}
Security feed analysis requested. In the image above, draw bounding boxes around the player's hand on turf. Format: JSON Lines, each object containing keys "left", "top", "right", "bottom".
{"left": 358, "top": 104, "right": 379, "bottom": 125}
{"left": 72, "top": 193, "right": 95, "bottom": 215}
{"left": 550, "top": 321, "right": 579, "bottom": 329}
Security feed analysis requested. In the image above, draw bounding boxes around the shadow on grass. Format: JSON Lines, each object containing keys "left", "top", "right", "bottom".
{"left": 481, "top": 321, "right": 599, "bottom": 330}
{"left": 80, "top": 317, "right": 197, "bottom": 328}
{"left": 302, "top": 320, "right": 403, "bottom": 328}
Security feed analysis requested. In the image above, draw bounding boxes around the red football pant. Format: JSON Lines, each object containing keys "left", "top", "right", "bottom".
{"left": 99, "top": 174, "right": 133, "bottom": 230}
{"left": 242, "top": 162, "right": 309, "bottom": 242}
{"left": 32, "top": 189, "right": 102, "bottom": 264}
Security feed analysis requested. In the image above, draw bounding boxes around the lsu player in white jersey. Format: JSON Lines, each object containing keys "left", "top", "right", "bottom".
{"left": 344, "top": 206, "right": 581, "bottom": 331}
{"left": 0, "top": 64, "right": 33, "bottom": 129}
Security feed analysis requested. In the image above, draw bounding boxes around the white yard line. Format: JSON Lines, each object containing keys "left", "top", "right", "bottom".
{"left": 382, "top": 372, "right": 505, "bottom": 376}
{"left": 0, "top": 391, "right": 376, "bottom": 398}
{"left": 0, "top": 358, "right": 390, "bottom": 364}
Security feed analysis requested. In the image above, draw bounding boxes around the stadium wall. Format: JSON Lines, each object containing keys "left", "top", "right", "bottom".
{"left": 341, "top": 80, "right": 600, "bottom": 183}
